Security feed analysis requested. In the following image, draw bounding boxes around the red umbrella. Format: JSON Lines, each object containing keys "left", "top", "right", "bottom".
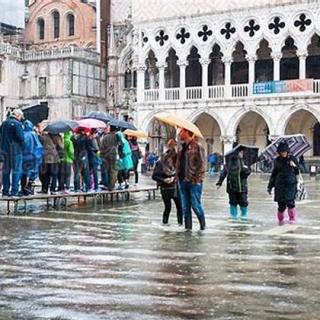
{"left": 77, "top": 118, "right": 107, "bottom": 129}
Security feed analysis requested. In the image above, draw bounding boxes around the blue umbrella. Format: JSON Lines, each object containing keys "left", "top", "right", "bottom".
{"left": 82, "top": 111, "right": 114, "bottom": 123}
{"left": 44, "top": 120, "right": 78, "bottom": 134}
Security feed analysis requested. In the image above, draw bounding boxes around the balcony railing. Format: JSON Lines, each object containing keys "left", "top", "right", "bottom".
{"left": 144, "top": 89, "right": 159, "bottom": 102}
{"left": 142, "top": 79, "right": 319, "bottom": 103}
{"left": 208, "top": 85, "right": 225, "bottom": 99}
{"left": 231, "top": 84, "right": 249, "bottom": 97}
{"left": 21, "top": 47, "right": 100, "bottom": 62}
{"left": 186, "top": 87, "right": 202, "bottom": 100}
{"left": 165, "top": 88, "right": 180, "bottom": 101}
{"left": 314, "top": 80, "right": 320, "bottom": 93}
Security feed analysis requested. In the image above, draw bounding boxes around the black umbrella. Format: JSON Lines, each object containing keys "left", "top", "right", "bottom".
{"left": 22, "top": 104, "right": 49, "bottom": 125}
{"left": 82, "top": 111, "right": 114, "bottom": 123}
{"left": 109, "top": 119, "right": 137, "bottom": 130}
{"left": 225, "top": 144, "right": 259, "bottom": 166}
{"left": 44, "top": 120, "right": 78, "bottom": 134}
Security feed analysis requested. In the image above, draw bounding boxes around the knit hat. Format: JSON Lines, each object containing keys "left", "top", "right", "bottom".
{"left": 277, "top": 141, "right": 290, "bottom": 153}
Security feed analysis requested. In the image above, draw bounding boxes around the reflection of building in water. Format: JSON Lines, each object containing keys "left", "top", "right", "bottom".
{"left": 108, "top": 0, "right": 320, "bottom": 164}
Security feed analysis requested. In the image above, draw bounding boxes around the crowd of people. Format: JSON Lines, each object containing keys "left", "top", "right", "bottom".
{"left": 0, "top": 109, "right": 142, "bottom": 197}
{"left": 0, "top": 109, "right": 302, "bottom": 230}
{"left": 153, "top": 137, "right": 301, "bottom": 229}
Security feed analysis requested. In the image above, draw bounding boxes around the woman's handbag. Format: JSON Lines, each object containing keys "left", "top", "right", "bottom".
{"left": 296, "top": 173, "right": 307, "bottom": 201}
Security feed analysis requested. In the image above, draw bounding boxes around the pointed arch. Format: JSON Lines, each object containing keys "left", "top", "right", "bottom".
{"left": 255, "top": 38, "right": 273, "bottom": 82}
{"left": 165, "top": 48, "right": 180, "bottom": 88}
{"left": 208, "top": 44, "right": 224, "bottom": 85}
{"left": 229, "top": 110, "right": 273, "bottom": 149}
{"left": 192, "top": 112, "right": 224, "bottom": 154}
{"left": 227, "top": 107, "right": 275, "bottom": 137}
{"left": 307, "top": 33, "right": 320, "bottom": 79}
{"left": 231, "top": 41, "right": 248, "bottom": 84}
{"left": 186, "top": 46, "right": 202, "bottom": 87}
{"left": 277, "top": 104, "right": 320, "bottom": 135}
{"left": 282, "top": 106, "right": 320, "bottom": 157}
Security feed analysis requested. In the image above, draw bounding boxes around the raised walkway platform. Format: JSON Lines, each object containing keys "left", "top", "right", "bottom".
{"left": 0, "top": 187, "right": 158, "bottom": 215}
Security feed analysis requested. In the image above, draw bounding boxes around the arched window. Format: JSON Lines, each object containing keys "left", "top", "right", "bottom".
{"left": 52, "top": 11, "right": 60, "bottom": 38}
{"left": 37, "top": 18, "right": 45, "bottom": 40}
{"left": 67, "top": 14, "right": 75, "bottom": 36}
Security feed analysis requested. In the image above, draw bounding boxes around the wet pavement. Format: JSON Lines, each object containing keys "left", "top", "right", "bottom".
{"left": 0, "top": 174, "right": 320, "bottom": 320}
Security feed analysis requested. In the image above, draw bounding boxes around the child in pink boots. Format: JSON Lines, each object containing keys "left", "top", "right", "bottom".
{"left": 267, "top": 142, "right": 300, "bottom": 225}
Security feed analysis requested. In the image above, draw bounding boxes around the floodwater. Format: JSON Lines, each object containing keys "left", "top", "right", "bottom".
{"left": 0, "top": 174, "right": 320, "bottom": 320}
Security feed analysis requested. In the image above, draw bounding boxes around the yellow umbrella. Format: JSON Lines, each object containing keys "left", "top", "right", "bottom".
{"left": 123, "top": 129, "right": 148, "bottom": 138}
{"left": 155, "top": 112, "right": 204, "bottom": 138}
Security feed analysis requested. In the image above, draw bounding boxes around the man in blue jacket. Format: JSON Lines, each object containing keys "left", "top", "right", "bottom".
{"left": 0, "top": 109, "right": 25, "bottom": 196}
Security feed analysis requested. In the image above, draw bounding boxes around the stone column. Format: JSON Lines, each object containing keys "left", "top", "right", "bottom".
{"left": 157, "top": 63, "right": 166, "bottom": 101}
{"left": 178, "top": 60, "right": 188, "bottom": 101}
{"left": 272, "top": 52, "right": 281, "bottom": 81}
{"left": 200, "top": 58, "right": 210, "bottom": 100}
{"left": 222, "top": 57, "right": 232, "bottom": 97}
{"left": 298, "top": 51, "right": 307, "bottom": 80}
{"left": 136, "top": 65, "right": 146, "bottom": 103}
{"left": 221, "top": 135, "right": 236, "bottom": 155}
{"left": 246, "top": 54, "right": 256, "bottom": 94}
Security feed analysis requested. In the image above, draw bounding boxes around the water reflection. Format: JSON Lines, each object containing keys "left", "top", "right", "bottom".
{"left": 0, "top": 175, "right": 319, "bottom": 319}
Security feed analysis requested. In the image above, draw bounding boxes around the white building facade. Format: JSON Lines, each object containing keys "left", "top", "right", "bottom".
{"left": 110, "top": 0, "right": 320, "bottom": 162}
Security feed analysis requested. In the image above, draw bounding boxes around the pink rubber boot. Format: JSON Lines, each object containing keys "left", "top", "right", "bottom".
{"left": 288, "top": 208, "right": 297, "bottom": 224}
{"left": 277, "top": 211, "right": 285, "bottom": 225}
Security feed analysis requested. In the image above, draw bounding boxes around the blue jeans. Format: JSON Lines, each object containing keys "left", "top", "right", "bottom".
{"left": 90, "top": 163, "right": 99, "bottom": 190}
{"left": 2, "top": 153, "right": 23, "bottom": 196}
{"left": 74, "top": 158, "right": 91, "bottom": 192}
{"left": 179, "top": 180, "right": 206, "bottom": 230}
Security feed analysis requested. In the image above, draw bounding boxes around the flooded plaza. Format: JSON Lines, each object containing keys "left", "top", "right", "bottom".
{"left": 0, "top": 174, "right": 320, "bottom": 320}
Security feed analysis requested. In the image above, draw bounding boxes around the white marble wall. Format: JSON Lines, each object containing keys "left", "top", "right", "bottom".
{"left": 131, "top": 0, "right": 299, "bottom": 22}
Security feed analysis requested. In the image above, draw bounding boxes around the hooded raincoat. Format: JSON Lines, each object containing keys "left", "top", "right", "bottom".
{"left": 22, "top": 120, "right": 43, "bottom": 178}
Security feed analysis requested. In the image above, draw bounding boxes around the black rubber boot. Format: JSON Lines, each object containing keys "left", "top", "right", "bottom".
{"left": 185, "top": 215, "right": 192, "bottom": 230}
{"left": 162, "top": 212, "right": 169, "bottom": 224}
{"left": 198, "top": 215, "right": 206, "bottom": 231}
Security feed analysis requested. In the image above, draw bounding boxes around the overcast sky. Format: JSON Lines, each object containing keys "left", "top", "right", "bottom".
{"left": 0, "top": 0, "right": 25, "bottom": 28}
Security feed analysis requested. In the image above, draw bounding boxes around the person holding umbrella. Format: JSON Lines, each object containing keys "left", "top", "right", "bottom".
{"left": 154, "top": 112, "right": 206, "bottom": 231}
{"left": 152, "top": 139, "right": 183, "bottom": 226}
{"left": 176, "top": 128, "right": 206, "bottom": 231}
{"left": 267, "top": 141, "right": 300, "bottom": 225}
{"left": 216, "top": 146, "right": 251, "bottom": 219}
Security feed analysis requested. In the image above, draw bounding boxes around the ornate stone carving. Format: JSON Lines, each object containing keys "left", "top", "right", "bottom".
{"left": 220, "top": 22, "right": 236, "bottom": 40}
{"left": 268, "top": 17, "right": 285, "bottom": 35}
{"left": 244, "top": 19, "right": 260, "bottom": 37}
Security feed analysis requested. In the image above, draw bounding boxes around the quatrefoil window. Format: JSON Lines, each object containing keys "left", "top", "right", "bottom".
{"left": 155, "top": 30, "right": 169, "bottom": 46}
{"left": 220, "top": 22, "right": 236, "bottom": 40}
{"left": 176, "top": 28, "right": 190, "bottom": 44}
{"left": 198, "top": 25, "right": 212, "bottom": 42}
{"left": 294, "top": 14, "right": 312, "bottom": 32}
{"left": 244, "top": 19, "right": 260, "bottom": 37}
{"left": 268, "top": 17, "right": 285, "bottom": 35}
